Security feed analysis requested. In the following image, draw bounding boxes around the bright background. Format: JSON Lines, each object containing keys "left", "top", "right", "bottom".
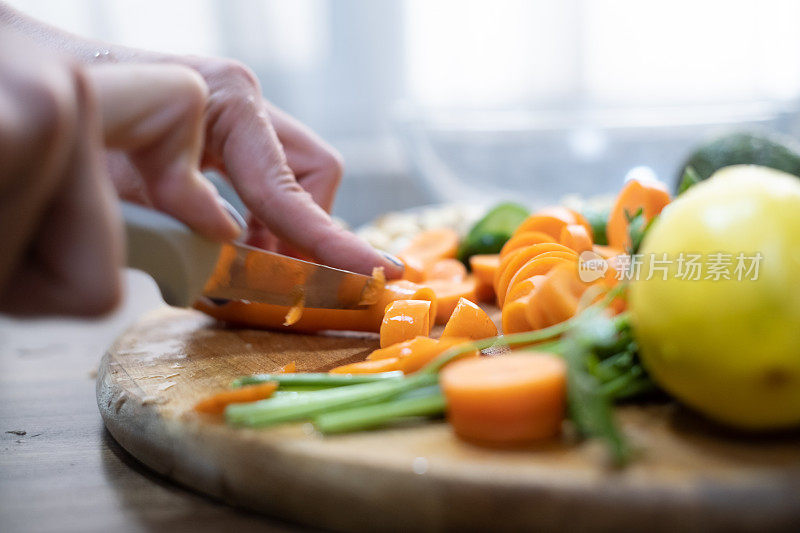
{"left": 12, "top": 0, "right": 800, "bottom": 223}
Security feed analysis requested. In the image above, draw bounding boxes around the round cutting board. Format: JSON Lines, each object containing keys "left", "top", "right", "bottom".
{"left": 98, "top": 307, "right": 800, "bottom": 532}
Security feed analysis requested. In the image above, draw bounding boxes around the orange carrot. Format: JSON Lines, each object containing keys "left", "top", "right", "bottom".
{"left": 501, "top": 295, "right": 534, "bottom": 334}
{"left": 195, "top": 280, "right": 437, "bottom": 333}
{"left": 495, "top": 243, "right": 578, "bottom": 307}
{"left": 422, "top": 277, "right": 479, "bottom": 324}
{"left": 396, "top": 337, "right": 477, "bottom": 374}
{"left": 536, "top": 206, "right": 594, "bottom": 239}
{"left": 504, "top": 274, "right": 544, "bottom": 304}
{"left": 469, "top": 254, "right": 501, "bottom": 303}
{"left": 468, "top": 254, "right": 500, "bottom": 285}
{"left": 499, "top": 231, "right": 556, "bottom": 258}
{"left": 398, "top": 228, "right": 460, "bottom": 282}
{"left": 593, "top": 244, "right": 623, "bottom": 260}
{"left": 525, "top": 262, "right": 603, "bottom": 329}
{"left": 503, "top": 254, "right": 578, "bottom": 305}
{"left": 607, "top": 178, "right": 671, "bottom": 250}
{"left": 440, "top": 352, "right": 567, "bottom": 446}
{"left": 329, "top": 357, "right": 403, "bottom": 374}
{"left": 194, "top": 382, "right": 278, "bottom": 415}
{"left": 367, "top": 335, "right": 439, "bottom": 360}
{"left": 379, "top": 299, "right": 432, "bottom": 348}
{"left": 513, "top": 214, "right": 570, "bottom": 241}
{"left": 425, "top": 258, "right": 468, "bottom": 282}
{"left": 441, "top": 297, "right": 498, "bottom": 340}
{"left": 559, "top": 224, "right": 593, "bottom": 254}
{"left": 280, "top": 361, "right": 297, "bottom": 373}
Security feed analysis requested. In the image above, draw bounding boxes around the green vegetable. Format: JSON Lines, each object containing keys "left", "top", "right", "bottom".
{"left": 624, "top": 207, "right": 657, "bottom": 255}
{"left": 676, "top": 166, "right": 701, "bottom": 195}
{"left": 676, "top": 132, "right": 800, "bottom": 194}
{"left": 225, "top": 373, "right": 437, "bottom": 427}
{"left": 231, "top": 372, "right": 404, "bottom": 388}
{"left": 580, "top": 204, "right": 611, "bottom": 246}
{"left": 314, "top": 386, "right": 445, "bottom": 434}
{"left": 458, "top": 202, "right": 529, "bottom": 263}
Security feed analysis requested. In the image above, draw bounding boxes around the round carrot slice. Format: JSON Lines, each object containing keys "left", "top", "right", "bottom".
{"left": 559, "top": 224, "right": 593, "bottom": 253}
{"left": 536, "top": 206, "right": 594, "bottom": 239}
{"left": 501, "top": 295, "right": 533, "bottom": 334}
{"left": 513, "top": 215, "right": 570, "bottom": 241}
{"left": 469, "top": 254, "right": 501, "bottom": 286}
{"left": 499, "top": 231, "right": 555, "bottom": 258}
{"left": 399, "top": 228, "right": 459, "bottom": 271}
{"left": 503, "top": 254, "right": 578, "bottom": 305}
{"left": 425, "top": 258, "right": 468, "bottom": 283}
{"left": 380, "top": 299, "right": 432, "bottom": 348}
{"left": 441, "top": 352, "right": 567, "bottom": 446}
{"left": 495, "top": 244, "right": 578, "bottom": 307}
{"left": 441, "top": 297, "right": 498, "bottom": 340}
{"left": 526, "top": 263, "right": 587, "bottom": 329}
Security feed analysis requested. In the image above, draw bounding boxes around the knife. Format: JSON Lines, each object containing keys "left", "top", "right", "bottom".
{"left": 122, "top": 201, "right": 374, "bottom": 309}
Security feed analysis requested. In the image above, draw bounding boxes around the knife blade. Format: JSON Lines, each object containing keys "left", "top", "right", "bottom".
{"left": 202, "top": 241, "right": 373, "bottom": 309}
{"left": 122, "top": 201, "right": 374, "bottom": 310}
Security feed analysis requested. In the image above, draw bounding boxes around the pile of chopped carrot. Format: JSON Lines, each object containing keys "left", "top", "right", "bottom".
{"left": 194, "top": 176, "right": 672, "bottom": 448}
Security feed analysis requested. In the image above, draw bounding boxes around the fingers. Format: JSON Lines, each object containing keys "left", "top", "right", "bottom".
{"left": 0, "top": 57, "right": 123, "bottom": 316}
{"left": 266, "top": 103, "right": 344, "bottom": 213}
{"left": 216, "top": 101, "right": 403, "bottom": 277}
{"left": 86, "top": 63, "right": 241, "bottom": 242}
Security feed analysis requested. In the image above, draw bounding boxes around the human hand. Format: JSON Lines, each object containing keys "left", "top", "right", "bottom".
{"left": 178, "top": 57, "right": 404, "bottom": 277}
{"left": 0, "top": 31, "right": 239, "bottom": 316}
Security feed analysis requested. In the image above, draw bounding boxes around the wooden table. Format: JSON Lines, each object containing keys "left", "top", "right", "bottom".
{"left": 0, "top": 272, "right": 298, "bottom": 533}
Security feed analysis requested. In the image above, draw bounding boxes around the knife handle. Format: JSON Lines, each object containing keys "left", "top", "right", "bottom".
{"left": 121, "top": 202, "right": 222, "bottom": 308}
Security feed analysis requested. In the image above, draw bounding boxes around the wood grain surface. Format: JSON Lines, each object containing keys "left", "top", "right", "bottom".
{"left": 0, "top": 272, "right": 298, "bottom": 533}
{"left": 98, "top": 305, "right": 800, "bottom": 532}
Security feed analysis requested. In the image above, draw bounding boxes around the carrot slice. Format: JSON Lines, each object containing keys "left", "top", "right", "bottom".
{"left": 593, "top": 244, "right": 623, "bottom": 260}
{"left": 367, "top": 336, "right": 439, "bottom": 360}
{"left": 499, "top": 231, "right": 556, "bottom": 258}
{"left": 398, "top": 228, "right": 460, "bottom": 282}
{"left": 495, "top": 244, "right": 578, "bottom": 307}
{"left": 195, "top": 280, "right": 437, "bottom": 333}
{"left": 379, "top": 299, "right": 432, "bottom": 348}
{"left": 399, "top": 255, "right": 427, "bottom": 283}
{"left": 503, "top": 255, "right": 578, "bottom": 305}
{"left": 526, "top": 263, "right": 592, "bottom": 329}
{"left": 501, "top": 295, "right": 533, "bottom": 334}
{"left": 468, "top": 254, "right": 501, "bottom": 286}
{"left": 607, "top": 178, "right": 671, "bottom": 250}
{"left": 397, "top": 337, "right": 478, "bottom": 374}
{"left": 329, "top": 357, "right": 403, "bottom": 374}
{"left": 441, "top": 298, "right": 498, "bottom": 340}
{"left": 441, "top": 352, "right": 567, "bottom": 446}
{"left": 280, "top": 361, "right": 297, "bottom": 373}
{"left": 559, "top": 224, "right": 593, "bottom": 254}
{"left": 194, "top": 382, "right": 278, "bottom": 415}
{"left": 504, "top": 274, "right": 544, "bottom": 304}
{"left": 536, "top": 206, "right": 593, "bottom": 239}
{"left": 422, "top": 277, "right": 479, "bottom": 324}
{"left": 469, "top": 254, "right": 500, "bottom": 303}
{"left": 425, "top": 258, "right": 468, "bottom": 283}
{"left": 513, "top": 215, "right": 570, "bottom": 241}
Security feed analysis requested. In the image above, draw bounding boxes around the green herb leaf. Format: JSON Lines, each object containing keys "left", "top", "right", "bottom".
{"left": 677, "top": 165, "right": 701, "bottom": 195}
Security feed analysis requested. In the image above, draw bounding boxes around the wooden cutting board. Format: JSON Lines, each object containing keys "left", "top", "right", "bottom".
{"left": 97, "top": 306, "right": 800, "bottom": 532}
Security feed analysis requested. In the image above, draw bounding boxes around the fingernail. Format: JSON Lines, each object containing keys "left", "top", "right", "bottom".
{"left": 216, "top": 196, "right": 247, "bottom": 236}
{"left": 380, "top": 250, "right": 405, "bottom": 269}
